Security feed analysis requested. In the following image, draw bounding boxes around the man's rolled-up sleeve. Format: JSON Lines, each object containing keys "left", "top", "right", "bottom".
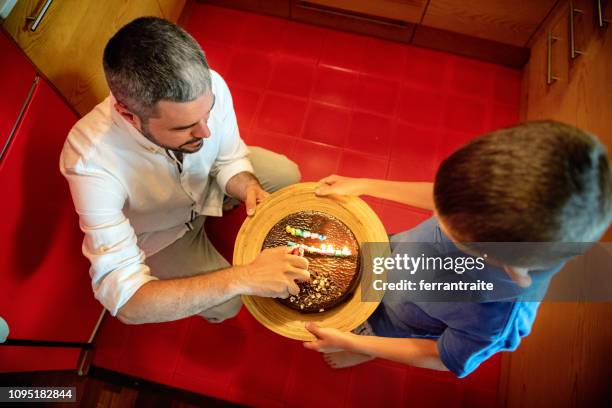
{"left": 62, "top": 166, "right": 158, "bottom": 316}
{"left": 210, "top": 73, "right": 254, "bottom": 194}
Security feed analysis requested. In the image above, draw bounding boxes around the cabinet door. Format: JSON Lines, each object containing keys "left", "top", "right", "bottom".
{"left": 0, "top": 78, "right": 102, "bottom": 343}
{"left": 1, "top": 0, "right": 186, "bottom": 116}
{"left": 524, "top": 0, "right": 577, "bottom": 123}
{"left": 575, "top": 0, "right": 612, "bottom": 145}
{"left": 0, "top": 32, "right": 36, "bottom": 157}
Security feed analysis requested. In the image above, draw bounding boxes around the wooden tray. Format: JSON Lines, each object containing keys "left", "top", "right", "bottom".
{"left": 233, "top": 182, "right": 389, "bottom": 340}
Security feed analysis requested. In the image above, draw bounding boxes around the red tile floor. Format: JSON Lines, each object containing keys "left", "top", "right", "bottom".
{"left": 92, "top": 4, "right": 520, "bottom": 407}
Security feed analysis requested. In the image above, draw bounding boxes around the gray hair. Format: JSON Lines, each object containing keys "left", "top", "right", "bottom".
{"left": 103, "top": 17, "right": 211, "bottom": 121}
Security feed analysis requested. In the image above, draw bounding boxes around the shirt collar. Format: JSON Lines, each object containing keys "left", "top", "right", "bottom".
{"left": 109, "top": 94, "right": 164, "bottom": 154}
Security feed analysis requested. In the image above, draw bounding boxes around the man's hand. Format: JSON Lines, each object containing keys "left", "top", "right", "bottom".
{"left": 237, "top": 246, "right": 310, "bottom": 298}
{"left": 245, "top": 183, "right": 268, "bottom": 216}
{"left": 316, "top": 175, "right": 368, "bottom": 197}
{"left": 225, "top": 171, "right": 269, "bottom": 216}
{"left": 303, "top": 322, "right": 354, "bottom": 353}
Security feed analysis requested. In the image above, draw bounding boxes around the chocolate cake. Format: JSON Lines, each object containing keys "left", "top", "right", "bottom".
{"left": 262, "top": 211, "right": 361, "bottom": 313}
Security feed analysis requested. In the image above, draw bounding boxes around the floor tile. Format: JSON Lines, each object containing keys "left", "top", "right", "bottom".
{"left": 249, "top": 130, "right": 298, "bottom": 159}
{"left": 347, "top": 111, "right": 393, "bottom": 158}
{"left": 361, "top": 37, "right": 407, "bottom": 79}
{"left": 202, "top": 42, "right": 234, "bottom": 77}
{"left": 405, "top": 373, "right": 463, "bottom": 408}
{"left": 237, "top": 14, "right": 288, "bottom": 55}
{"left": 229, "top": 331, "right": 299, "bottom": 404}
{"left": 280, "top": 22, "right": 327, "bottom": 62}
{"left": 290, "top": 140, "right": 342, "bottom": 182}
{"left": 185, "top": 5, "right": 249, "bottom": 46}
{"left": 449, "top": 57, "right": 496, "bottom": 99}
{"left": 354, "top": 75, "right": 400, "bottom": 116}
{"left": 397, "top": 86, "right": 445, "bottom": 128}
{"left": 380, "top": 202, "right": 433, "bottom": 234}
{"left": 493, "top": 66, "right": 522, "bottom": 106}
{"left": 319, "top": 31, "right": 369, "bottom": 71}
{"left": 311, "top": 66, "right": 359, "bottom": 108}
{"left": 489, "top": 103, "right": 519, "bottom": 130}
{"left": 404, "top": 46, "right": 450, "bottom": 91}
{"left": 254, "top": 94, "right": 307, "bottom": 136}
{"left": 226, "top": 50, "right": 273, "bottom": 89}
{"left": 283, "top": 347, "right": 352, "bottom": 408}
{"left": 230, "top": 86, "right": 262, "bottom": 131}
{"left": 338, "top": 150, "right": 388, "bottom": 180}
{"left": 444, "top": 95, "right": 488, "bottom": 134}
{"left": 268, "top": 57, "right": 316, "bottom": 98}
{"left": 344, "top": 361, "right": 409, "bottom": 408}
{"left": 174, "top": 318, "right": 248, "bottom": 400}
{"left": 302, "top": 102, "right": 351, "bottom": 147}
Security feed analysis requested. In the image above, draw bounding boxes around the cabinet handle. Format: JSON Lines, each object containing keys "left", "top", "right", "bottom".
{"left": 569, "top": 0, "right": 584, "bottom": 59}
{"left": 25, "top": 0, "right": 53, "bottom": 32}
{"left": 596, "top": 0, "right": 610, "bottom": 27}
{"left": 546, "top": 32, "right": 560, "bottom": 85}
{"left": 0, "top": 77, "right": 39, "bottom": 162}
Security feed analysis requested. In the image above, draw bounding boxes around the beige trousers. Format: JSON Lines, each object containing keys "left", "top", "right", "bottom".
{"left": 145, "top": 147, "right": 301, "bottom": 322}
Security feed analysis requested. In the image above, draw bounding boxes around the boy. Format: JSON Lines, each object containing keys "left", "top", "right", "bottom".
{"left": 304, "top": 121, "right": 612, "bottom": 377}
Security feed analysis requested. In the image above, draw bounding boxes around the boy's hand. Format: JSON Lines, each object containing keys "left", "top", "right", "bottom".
{"left": 316, "top": 175, "right": 367, "bottom": 197}
{"left": 303, "top": 322, "right": 353, "bottom": 353}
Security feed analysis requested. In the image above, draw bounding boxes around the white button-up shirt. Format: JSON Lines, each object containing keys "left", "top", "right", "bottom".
{"left": 60, "top": 70, "right": 253, "bottom": 316}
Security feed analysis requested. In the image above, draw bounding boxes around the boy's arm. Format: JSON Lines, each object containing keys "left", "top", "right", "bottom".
{"left": 304, "top": 323, "right": 448, "bottom": 371}
{"left": 316, "top": 175, "right": 435, "bottom": 211}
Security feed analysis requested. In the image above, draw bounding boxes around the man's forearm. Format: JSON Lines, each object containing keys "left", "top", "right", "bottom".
{"left": 346, "top": 334, "right": 448, "bottom": 371}
{"left": 225, "top": 171, "right": 259, "bottom": 201}
{"left": 117, "top": 265, "right": 246, "bottom": 324}
{"left": 361, "top": 180, "right": 435, "bottom": 211}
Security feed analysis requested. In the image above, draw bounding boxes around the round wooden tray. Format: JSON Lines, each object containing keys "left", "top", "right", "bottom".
{"left": 233, "top": 182, "right": 389, "bottom": 340}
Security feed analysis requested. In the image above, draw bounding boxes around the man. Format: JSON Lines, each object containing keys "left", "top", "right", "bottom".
{"left": 60, "top": 17, "right": 309, "bottom": 325}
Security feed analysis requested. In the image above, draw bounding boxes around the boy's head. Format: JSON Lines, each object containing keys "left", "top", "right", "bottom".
{"left": 434, "top": 120, "right": 612, "bottom": 276}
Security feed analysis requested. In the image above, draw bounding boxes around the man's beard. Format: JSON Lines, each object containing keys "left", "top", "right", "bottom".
{"left": 140, "top": 124, "right": 203, "bottom": 154}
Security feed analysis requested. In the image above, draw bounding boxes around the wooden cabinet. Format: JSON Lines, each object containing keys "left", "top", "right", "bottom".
{"left": 524, "top": 1, "right": 576, "bottom": 123}
{"left": 501, "top": 1, "right": 612, "bottom": 406}
{"left": 421, "top": 0, "right": 557, "bottom": 47}
{"left": 0, "top": 31, "right": 103, "bottom": 373}
{"left": 1, "top": 0, "right": 187, "bottom": 116}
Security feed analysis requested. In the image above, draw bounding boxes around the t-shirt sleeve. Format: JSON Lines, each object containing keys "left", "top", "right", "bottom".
{"left": 436, "top": 302, "right": 530, "bottom": 378}
{"left": 61, "top": 165, "right": 158, "bottom": 316}
{"left": 437, "top": 327, "right": 505, "bottom": 378}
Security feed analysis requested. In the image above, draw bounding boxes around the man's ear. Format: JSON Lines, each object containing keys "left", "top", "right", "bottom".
{"left": 114, "top": 101, "right": 142, "bottom": 131}
{"left": 503, "top": 265, "right": 532, "bottom": 288}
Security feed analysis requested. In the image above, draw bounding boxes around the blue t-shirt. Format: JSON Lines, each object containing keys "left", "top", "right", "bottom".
{"left": 367, "top": 217, "right": 563, "bottom": 377}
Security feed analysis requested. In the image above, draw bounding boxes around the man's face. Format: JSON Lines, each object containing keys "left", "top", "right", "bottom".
{"left": 141, "top": 91, "right": 215, "bottom": 154}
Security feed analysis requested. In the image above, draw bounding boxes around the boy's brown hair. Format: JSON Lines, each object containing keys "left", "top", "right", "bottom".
{"left": 434, "top": 121, "right": 612, "bottom": 247}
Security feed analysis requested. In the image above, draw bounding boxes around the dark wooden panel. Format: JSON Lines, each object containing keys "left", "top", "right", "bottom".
{"left": 197, "top": 0, "right": 291, "bottom": 17}
{"left": 412, "top": 25, "right": 530, "bottom": 68}
{"left": 290, "top": 0, "right": 415, "bottom": 44}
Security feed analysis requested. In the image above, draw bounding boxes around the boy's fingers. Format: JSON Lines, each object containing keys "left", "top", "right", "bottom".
{"left": 318, "top": 174, "right": 337, "bottom": 184}
{"left": 315, "top": 184, "right": 332, "bottom": 196}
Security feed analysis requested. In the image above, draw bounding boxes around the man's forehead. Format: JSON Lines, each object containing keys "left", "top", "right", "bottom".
{"left": 153, "top": 92, "right": 214, "bottom": 119}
